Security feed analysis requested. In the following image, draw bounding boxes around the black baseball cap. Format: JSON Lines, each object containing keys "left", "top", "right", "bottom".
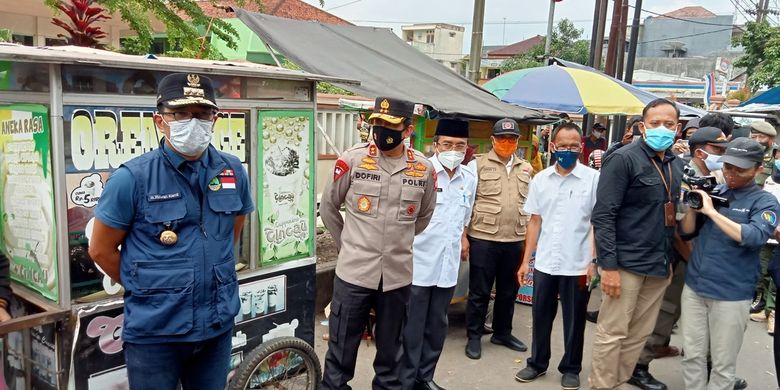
{"left": 157, "top": 73, "right": 218, "bottom": 109}
{"left": 683, "top": 118, "right": 700, "bottom": 131}
{"left": 687, "top": 126, "right": 728, "bottom": 147}
{"left": 718, "top": 138, "right": 765, "bottom": 169}
{"left": 493, "top": 118, "right": 520, "bottom": 137}
{"left": 368, "top": 97, "right": 415, "bottom": 125}
{"left": 435, "top": 118, "right": 469, "bottom": 138}
{"left": 593, "top": 123, "right": 607, "bottom": 130}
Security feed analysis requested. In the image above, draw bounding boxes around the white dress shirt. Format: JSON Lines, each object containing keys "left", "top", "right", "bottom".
{"left": 523, "top": 162, "right": 599, "bottom": 276}
{"left": 413, "top": 155, "right": 477, "bottom": 287}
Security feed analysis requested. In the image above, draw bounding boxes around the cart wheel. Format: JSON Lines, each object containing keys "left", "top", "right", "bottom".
{"left": 230, "top": 336, "right": 321, "bottom": 390}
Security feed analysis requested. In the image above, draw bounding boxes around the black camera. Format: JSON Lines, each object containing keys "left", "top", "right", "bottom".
{"left": 682, "top": 165, "right": 729, "bottom": 210}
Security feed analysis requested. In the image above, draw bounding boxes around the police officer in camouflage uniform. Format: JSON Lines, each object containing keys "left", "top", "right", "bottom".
{"left": 750, "top": 121, "right": 779, "bottom": 331}
{"left": 319, "top": 97, "right": 437, "bottom": 390}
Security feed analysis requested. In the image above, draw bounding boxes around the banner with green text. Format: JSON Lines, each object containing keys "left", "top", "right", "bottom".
{"left": 0, "top": 104, "right": 57, "bottom": 301}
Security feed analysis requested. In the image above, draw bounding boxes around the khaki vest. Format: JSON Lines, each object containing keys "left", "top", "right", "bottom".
{"left": 468, "top": 150, "right": 532, "bottom": 242}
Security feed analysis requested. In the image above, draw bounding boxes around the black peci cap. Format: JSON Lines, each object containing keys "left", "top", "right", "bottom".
{"left": 435, "top": 118, "right": 469, "bottom": 138}
{"left": 493, "top": 118, "right": 520, "bottom": 137}
{"left": 718, "top": 138, "right": 765, "bottom": 169}
{"left": 157, "top": 73, "right": 218, "bottom": 109}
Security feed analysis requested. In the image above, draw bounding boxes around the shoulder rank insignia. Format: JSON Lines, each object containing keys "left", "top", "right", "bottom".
{"left": 406, "top": 149, "right": 416, "bottom": 162}
{"left": 334, "top": 159, "right": 350, "bottom": 181}
{"left": 368, "top": 144, "right": 378, "bottom": 157}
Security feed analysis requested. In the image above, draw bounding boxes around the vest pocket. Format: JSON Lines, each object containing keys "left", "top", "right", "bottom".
{"left": 399, "top": 187, "right": 424, "bottom": 221}
{"left": 517, "top": 172, "right": 531, "bottom": 198}
{"left": 516, "top": 209, "right": 530, "bottom": 236}
{"left": 213, "top": 258, "right": 240, "bottom": 328}
{"left": 477, "top": 172, "right": 501, "bottom": 196}
{"left": 207, "top": 193, "right": 244, "bottom": 240}
{"left": 471, "top": 203, "right": 501, "bottom": 234}
{"left": 125, "top": 259, "right": 194, "bottom": 336}
{"left": 141, "top": 199, "right": 188, "bottom": 237}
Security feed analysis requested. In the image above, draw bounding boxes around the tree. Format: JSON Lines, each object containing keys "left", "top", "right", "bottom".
{"left": 45, "top": 0, "right": 325, "bottom": 60}
{"left": 51, "top": 0, "right": 110, "bottom": 49}
{"left": 501, "top": 19, "right": 590, "bottom": 72}
{"left": 733, "top": 20, "right": 780, "bottom": 91}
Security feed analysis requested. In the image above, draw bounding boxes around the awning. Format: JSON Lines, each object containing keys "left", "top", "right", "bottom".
{"left": 234, "top": 9, "right": 545, "bottom": 122}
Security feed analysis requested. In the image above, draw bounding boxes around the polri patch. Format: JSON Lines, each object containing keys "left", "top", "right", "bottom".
{"left": 334, "top": 159, "right": 350, "bottom": 181}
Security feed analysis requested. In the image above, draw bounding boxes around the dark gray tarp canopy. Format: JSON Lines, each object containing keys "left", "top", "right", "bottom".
{"left": 235, "top": 9, "right": 546, "bottom": 122}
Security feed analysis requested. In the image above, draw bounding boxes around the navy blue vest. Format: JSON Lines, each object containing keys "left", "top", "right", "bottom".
{"left": 120, "top": 143, "right": 245, "bottom": 343}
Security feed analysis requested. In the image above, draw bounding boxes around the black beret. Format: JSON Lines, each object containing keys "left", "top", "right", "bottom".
{"left": 435, "top": 119, "right": 469, "bottom": 138}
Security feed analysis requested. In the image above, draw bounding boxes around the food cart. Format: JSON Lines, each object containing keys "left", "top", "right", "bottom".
{"left": 0, "top": 43, "right": 354, "bottom": 389}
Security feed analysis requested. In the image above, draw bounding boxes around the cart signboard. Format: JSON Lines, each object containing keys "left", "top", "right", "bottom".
{"left": 257, "top": 111, "right": 315, "bottom": 267}
{"left": 0, "top": 104, "right": 58, "bottom": 302}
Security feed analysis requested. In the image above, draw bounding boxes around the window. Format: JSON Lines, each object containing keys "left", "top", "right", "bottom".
{"left": 45, "top": 38, "right": 67, "bottom": 46}
{"left": 0, "top": 62, "right": 49, "bottom": 92}
{"left": 11, "top": 34, "right": 33, "bottom": 46}
{"left": 426, "top": 30, "right": 435, "bottom": 44}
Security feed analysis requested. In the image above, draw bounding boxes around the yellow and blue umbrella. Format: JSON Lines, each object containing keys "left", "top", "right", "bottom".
{"left": 484, "top": 64, "right": 703, "bottom": 116}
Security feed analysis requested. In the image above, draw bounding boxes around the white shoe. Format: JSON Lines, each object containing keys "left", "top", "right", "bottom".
{"left": 751, "top": 311, "right": 769, "bottom": 322}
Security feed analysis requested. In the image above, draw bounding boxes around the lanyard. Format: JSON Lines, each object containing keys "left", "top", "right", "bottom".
{"left": 650, "top": 159, "right": 673, "bottom": 203}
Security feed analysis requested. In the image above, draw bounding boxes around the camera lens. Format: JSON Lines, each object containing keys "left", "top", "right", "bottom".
{"left": 688, "top": 191, "right": 702, "bottom": 210}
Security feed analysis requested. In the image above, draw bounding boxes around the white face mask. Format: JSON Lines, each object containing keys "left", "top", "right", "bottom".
{"left": 592, "top": 130, "right": 604, "bottom": 139}
{"left": 701, "top": 150, "right": 724, "bottom": 172}
{"left": 165, "top": 118, "right": 213, "bottom": 156}
{"left": 438, "top": 150, "right": 465, "bottom": 170}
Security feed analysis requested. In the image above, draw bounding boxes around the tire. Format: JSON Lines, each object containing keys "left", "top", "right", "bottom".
{"left": 230, "top": 336, "right": 322, "bottom": 390}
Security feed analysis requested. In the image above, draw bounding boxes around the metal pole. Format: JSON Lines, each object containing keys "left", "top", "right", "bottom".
{"left": 624, "top": 0, "right": 642, "bottom": 83}
{"left": 468, "top": 0, "right": 486, "bottom": 83}
{"left": 588, "top": 0, "right": 602, "bottom": 67}
{"left": 544, "top": 0, "right": 556, "bottom": 58}
{"left": 593, "top": 0, "right": 609, "bottom": 70}
{"left": 615, "top": 0, "right": 629, "bottom": 79}
{"left": 604, "top": 0, "right": 623, "bottom": 77}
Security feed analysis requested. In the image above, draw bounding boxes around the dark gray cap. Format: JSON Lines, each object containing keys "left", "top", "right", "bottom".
{"left": 688, "top": 126, "right": 727, "bottom": 147}
{"left": 718, "top": 138, "right": 765, "bottom": 169}
{"left": 493, "top": 118, "right": 520, "bottom": 137}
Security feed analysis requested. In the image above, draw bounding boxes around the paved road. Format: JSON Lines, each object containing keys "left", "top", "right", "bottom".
{"left": 313, "top": 290, "right": 778, "bottom": 389}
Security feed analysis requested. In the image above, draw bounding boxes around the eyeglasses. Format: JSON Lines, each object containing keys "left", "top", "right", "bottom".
{"left": 159, "top": 110, "right": 217, "bottom": 121}
{"left": 436, "top": 141, "right": 468, "bottom": 152}
{"left": 553, "top": 146, "right": 582, "bottom": 153}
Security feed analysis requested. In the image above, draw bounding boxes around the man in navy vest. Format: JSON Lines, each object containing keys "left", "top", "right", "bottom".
{"left": 89, "top": 73, "right": 254, "bottom": 390}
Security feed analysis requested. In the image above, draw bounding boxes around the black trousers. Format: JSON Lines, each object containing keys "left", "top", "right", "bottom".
{"left": 526, "top": 269, "right": 590, "bottom": 374}
{"left": 466, "top": 237, "right": 524, "bottom": 340}
{"left": 770, "top": 246, "right": 780, "bottom": 388}
{"left": 400, "top": 285, "right": 456, "bottom": 389}
{"left": 321, "top": 276, "right": 411, "bottom": 390}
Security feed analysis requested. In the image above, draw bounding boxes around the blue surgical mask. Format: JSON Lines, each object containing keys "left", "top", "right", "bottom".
{"left": 774, "top": 160, "right": 780, "bottom": 171}
{"left": 553, "top": 150, "right": 579, "bottom": 169}
{"left": 644, "top": 127, "right": 676, "bottom": 152}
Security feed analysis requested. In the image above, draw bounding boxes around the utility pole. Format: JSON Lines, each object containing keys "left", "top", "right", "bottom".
{"left": 588, "top": 0, "right": 602, "bottom": 67}
{"left": 544, "top": 0, "right": 556, "bottom": 61}
{"left": 757, "top": 0, "right": 769, "bottom": 23}
{"left": 593, "top": 0, "right": 609, "bottom": 70}
{"left": 624, "top": 0, "right": 643, "bottom": 84}
{"left": 604, "top": 0, "right": 624, "bottom": 77}
{"left": 468, "top": 0, "right": 486, "bottom": 84}
{"left": 615, "top": 0, "right": 629, "bottom": 80}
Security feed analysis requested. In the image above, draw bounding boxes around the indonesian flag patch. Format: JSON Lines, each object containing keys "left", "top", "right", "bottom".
{"left": 220, "top": 176, "right": 237, "bottom": 189}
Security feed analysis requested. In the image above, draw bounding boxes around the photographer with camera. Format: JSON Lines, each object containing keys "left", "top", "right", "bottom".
{"left": 679, "top": 138, "right": 780, "bottom": 390}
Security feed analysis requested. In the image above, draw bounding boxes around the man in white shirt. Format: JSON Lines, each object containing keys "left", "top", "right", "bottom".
{"left": 514, "top": 122, "right": 599, "bottom": 390}
{"left": 401, "top": 119, "right": 476, "bottom": 390}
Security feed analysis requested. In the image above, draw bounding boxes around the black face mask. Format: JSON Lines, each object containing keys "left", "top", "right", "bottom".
{"left": 372, "top": 125, "right": 404, "bottom": 151}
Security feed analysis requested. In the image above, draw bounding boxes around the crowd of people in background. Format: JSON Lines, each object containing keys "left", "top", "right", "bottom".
{"left": 320, "top": 97, "right": 780, "bottom": 390}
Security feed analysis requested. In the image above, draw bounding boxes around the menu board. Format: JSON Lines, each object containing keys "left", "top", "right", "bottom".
{"left": 257, "top": 111, "right": 315, "bottom": 267}
{"left": 0, "top": 104, "right": 58, "bottom": 301}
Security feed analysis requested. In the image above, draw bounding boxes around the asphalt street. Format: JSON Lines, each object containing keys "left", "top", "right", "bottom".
{"left": 314, "top": 289, "right": 778, "bottom": 389}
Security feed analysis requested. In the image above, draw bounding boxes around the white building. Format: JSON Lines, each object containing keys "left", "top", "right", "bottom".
{"left": 401, "top": 23, "right": 465, "bottom": 72}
